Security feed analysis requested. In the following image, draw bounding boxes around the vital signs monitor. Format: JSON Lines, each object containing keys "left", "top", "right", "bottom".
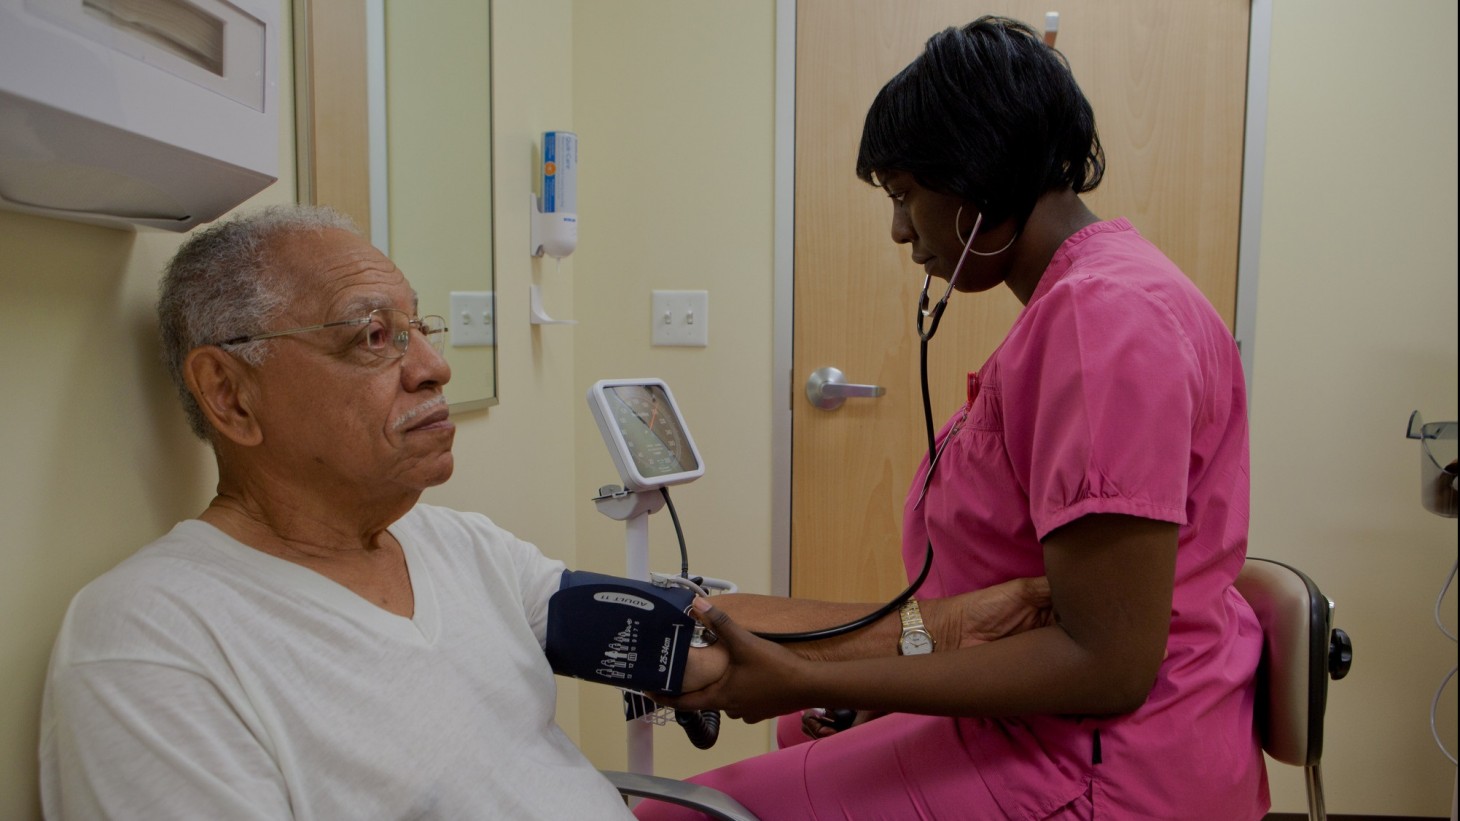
{"left": 587, "top": 378, "right": 704, "bottom": 491}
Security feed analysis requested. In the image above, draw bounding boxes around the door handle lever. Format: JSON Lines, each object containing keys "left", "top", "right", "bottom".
{"left": 805, "top": 367, "right": 886, "bottom": 410}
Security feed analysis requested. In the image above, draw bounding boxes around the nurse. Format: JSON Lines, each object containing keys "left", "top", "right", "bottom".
{"left": 646, "top": 16, "right": 1266, "bottom": 820}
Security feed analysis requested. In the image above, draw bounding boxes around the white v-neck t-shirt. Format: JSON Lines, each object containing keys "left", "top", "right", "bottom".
{"left": 40, "top": 504, "right": 634, "bottom": 820}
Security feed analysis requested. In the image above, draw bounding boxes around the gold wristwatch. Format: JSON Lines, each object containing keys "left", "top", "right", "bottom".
{"left": 898, "top": 599, "right": 935, "bottom": 656}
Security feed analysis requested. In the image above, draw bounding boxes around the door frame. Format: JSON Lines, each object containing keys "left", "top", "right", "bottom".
{"left": 769, "top": 0, "right": 1274, "bottom": 596}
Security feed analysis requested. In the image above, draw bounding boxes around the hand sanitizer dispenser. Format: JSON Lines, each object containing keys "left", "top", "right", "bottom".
{"left": 530, "top": 130, "right": 578, "bottom": 258}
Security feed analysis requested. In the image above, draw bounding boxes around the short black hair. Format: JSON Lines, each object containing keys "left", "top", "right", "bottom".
{"left": 855, "top": 16, "right": 1104, "bottom": 225}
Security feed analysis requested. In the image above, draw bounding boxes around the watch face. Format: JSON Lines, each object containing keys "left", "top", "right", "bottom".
{"left": 900, "top": 629, "right": 934, "bottom": 656}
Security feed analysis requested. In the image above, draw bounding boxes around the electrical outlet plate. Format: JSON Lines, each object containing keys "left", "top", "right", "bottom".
{"left": 449, "top": 291, "right": 494, "bottom": 346}
{"left": 651, "top": 290, "right": 708, "bottom": 347}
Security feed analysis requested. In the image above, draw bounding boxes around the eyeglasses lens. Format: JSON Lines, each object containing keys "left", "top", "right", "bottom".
{"left": 364, "top": 310, "right": 447, "bottom": 358}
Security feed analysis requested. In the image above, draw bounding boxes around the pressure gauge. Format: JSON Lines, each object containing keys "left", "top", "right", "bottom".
{"left": 587, "top": 379, "right": 705, "bottom": 491}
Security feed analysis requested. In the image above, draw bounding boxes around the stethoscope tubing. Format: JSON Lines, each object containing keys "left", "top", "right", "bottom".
{"left": 754, "top": 334, "right": 942, "bottom": 644}
{"left": 756, "top": 211, "right": 988, "bottom": 643}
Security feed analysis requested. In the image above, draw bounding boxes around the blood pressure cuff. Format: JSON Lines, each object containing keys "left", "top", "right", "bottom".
{"left": 545, "top": 570, "right": 698, "bottom": 695}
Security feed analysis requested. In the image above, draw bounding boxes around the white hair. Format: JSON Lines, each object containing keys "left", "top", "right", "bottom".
{"left": 157, "top": 204, "right": 359, "bottom": 440}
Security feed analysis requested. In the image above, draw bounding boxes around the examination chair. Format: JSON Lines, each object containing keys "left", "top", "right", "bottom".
{"left": 1236, "top": 557, "right": 1353, "bottom": 821}
{"left": 603, "top": 770, "right": 760, "bottom": 821}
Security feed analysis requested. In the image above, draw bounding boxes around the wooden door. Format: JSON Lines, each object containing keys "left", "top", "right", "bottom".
{"left": 790, "top": 0, "right": 1250, "bottom": 602}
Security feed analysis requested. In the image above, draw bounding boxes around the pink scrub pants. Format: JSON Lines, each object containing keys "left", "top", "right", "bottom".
{"left": 631, "top": 713, "right": 1095, "bottom": 820}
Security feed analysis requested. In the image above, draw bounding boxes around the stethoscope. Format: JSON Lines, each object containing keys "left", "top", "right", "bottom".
{"left": 917, "top": 209, "right": 984, "bottom": 342}
{"left": 756, "top": 206, "right": 1015, "bottom": 643}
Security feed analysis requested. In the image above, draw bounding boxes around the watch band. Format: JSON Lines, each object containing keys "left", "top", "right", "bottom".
{"left": 898, "top": 598, "right": 922, "bottom": 630}
{"left": 898, "top": 599, "right": 935, "bottom": 655}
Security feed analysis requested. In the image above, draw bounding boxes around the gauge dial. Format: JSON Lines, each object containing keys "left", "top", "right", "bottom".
{"left": 606, "top": 384, "right": 698, "bottom": 479}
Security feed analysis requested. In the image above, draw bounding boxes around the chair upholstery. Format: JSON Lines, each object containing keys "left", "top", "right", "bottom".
{"left": 1236, "top": 557, "right": 1353, "bottom": 821}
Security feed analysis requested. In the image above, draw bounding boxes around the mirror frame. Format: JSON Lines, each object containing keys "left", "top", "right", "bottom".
{"left": 292, "top": 0, "right": 371, "bottom": 235}
{"left": 292, "top": 0, "right": 498, "bottom": 410}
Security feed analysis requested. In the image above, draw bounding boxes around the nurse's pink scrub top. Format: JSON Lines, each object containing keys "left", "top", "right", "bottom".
{"left": 635, "top": 220, "right": 1268, "bottom": 821}
{"left": 902, "top": 218, "right": 1267, "bottom": 818}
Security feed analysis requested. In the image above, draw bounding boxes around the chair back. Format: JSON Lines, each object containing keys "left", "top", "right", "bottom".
{"left": 1235, "top": 557, "right": 1332, "bottom": 767}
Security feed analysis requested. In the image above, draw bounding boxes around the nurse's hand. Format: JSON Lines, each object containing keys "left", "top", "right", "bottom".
{"left": 655, "top": 597, "right": 813, "bottom": 723}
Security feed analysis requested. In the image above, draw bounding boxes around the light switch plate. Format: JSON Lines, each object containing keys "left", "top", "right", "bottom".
{"left": 651, "top": 290, "right": 708, "bottom": 347}
{"left": 449, "top": 291, "right": 494, "bottom": 346}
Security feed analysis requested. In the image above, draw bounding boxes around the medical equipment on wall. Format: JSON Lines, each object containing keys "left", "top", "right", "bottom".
{"left": 1404, "top": 411, "right": 1458, "bottom": 771}
{"left": 1407, "top": 411, "right": 1458, "bottom": 519}
{"left": 528, "top": 130, "right": 578, "bottom": 325}
{"left": 529, "top": 130, "right": 578, "bottom": 259}
{"left": 0, "top": 0, "right": 278, "bottom": 231}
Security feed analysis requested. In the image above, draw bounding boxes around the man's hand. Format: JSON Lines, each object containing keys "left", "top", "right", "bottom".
{"left": 800, "top": 707, "right": 878, "bottom": 739}
{"left": 797, "top": 579, "right": 1051, "bottom": 738}
{"left": 681, "top": 639, "right": 728, "bottom": 693}
{"left": 926, "top": 576, "right": 1053, "bottom": 650}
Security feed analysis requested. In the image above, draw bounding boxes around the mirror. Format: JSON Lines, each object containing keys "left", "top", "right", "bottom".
{"left": 294, "top": 0, "right": 497, "bottom": 409}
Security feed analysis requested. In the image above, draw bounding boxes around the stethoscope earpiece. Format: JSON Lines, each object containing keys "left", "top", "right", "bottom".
{"left": 956, "top": 206, "right": 1020, "bottom": 258}
{"left": 917, "top": 207, "right": 1020, "bottom": 343}
{"left": 916, "top": 208, "right": 983, "bottom": 342}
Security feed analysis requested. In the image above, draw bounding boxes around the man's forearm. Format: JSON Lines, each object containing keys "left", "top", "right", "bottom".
{"left": 709, "top": 593, "right": 907, "bottom": 662}
{"left": 707, "top": 576, "right": 1050, "bottom": 664}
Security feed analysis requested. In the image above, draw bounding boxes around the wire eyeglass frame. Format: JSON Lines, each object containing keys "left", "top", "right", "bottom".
{"left": 217, "top": 308, "right": 447, "bottom": 359}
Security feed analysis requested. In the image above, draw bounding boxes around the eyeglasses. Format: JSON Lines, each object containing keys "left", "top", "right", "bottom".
{"left": 218, "top": 308, "right": 448, "bottom": 359}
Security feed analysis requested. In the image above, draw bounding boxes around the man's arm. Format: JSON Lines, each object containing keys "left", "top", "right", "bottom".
{"left": 679, "top": 575, "right": 1050, "bottom": 693}
{"left": 708, "top": 575, "right": 1052, "bottom": 661}
{"left": 665, "top": 514, "right": 1175, "bottom": 722}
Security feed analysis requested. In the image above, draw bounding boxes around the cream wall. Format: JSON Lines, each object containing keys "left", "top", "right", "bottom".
{"left": 1251, "top": 1, "right": 1458, "bottom": 814}
{"left": 0, "top": 0, "right": 584, "bottom": 816}
{"left": 0, "top": 212, "right": 247, "bottom": 817}
{"left": 2, "top": 0, "right": 1455, "bottom": 818}
{"left": 568, "top": 0, "right": 779, "bottom": 777}
{"left": 416, "top": 0, "right": 587, "bottom": 758}
{"left": 0, "top": 11, "right": 299, "bottom": 811}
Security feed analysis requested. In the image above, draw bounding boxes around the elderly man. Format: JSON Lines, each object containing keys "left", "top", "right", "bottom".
{"left": 39, "top": 205, "right": 1048, "bottom": 819}
{"left": 39, "top": 205, "right": 645, "bottom": 818}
